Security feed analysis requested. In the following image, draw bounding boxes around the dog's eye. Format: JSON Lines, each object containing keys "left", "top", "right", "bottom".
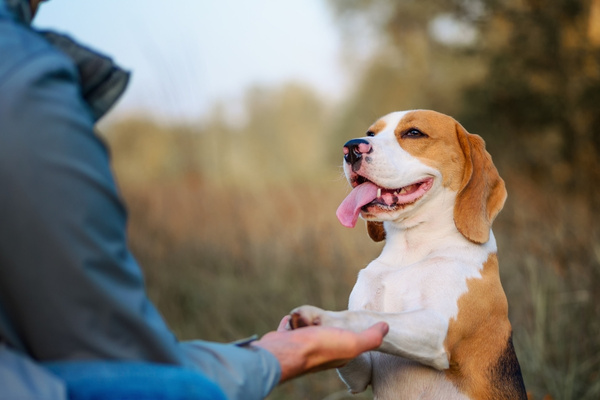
{"left": 403, "top": 128, "right": 427, "bottom": 138}
{"left": 366, "top": 131, "right": 375, "bottom": 137}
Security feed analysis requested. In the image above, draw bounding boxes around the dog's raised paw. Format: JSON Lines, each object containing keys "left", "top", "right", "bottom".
{"left": 289, "top": 305, "right": 325, "bottom": 329}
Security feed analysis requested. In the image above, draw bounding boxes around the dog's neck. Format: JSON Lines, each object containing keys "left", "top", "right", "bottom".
{"left": 376, "top": 187, "right": 476, "bottom": 267}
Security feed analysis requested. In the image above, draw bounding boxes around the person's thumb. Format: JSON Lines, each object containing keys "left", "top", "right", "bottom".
{"left": 358, "top": 321, "right": 389, "bottom": 351}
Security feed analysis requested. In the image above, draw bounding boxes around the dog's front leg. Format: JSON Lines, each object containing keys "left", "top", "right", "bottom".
{"left": 290, "top": 305, "right": 450, "bottom": 370}
{"left": 337, "top": 352, "right": 373, "bottom": 393}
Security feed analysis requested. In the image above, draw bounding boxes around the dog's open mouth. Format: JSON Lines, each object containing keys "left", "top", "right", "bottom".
{"left": 336, "top": 177, "right": 434, "bottom": 228}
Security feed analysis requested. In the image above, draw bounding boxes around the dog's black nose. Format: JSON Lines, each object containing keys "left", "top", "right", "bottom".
{"left": 343, "top": 139, "right": 372, "bottom": 166}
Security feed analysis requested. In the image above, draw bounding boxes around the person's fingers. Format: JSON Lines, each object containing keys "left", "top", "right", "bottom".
{"left": 305, "top": 323, "right": 388, "bottom": 374}
{"left": 277, "top": 315, "right": 291, "bottom": 331}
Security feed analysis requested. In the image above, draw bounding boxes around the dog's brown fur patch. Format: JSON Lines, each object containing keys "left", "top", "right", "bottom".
{"left": 444, "top": 253, "right": 526, "bottom": 399}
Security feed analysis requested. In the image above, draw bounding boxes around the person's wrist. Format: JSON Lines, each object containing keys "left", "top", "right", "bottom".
{"left": 252, "top": 331, "right": 311, "bottom": 382}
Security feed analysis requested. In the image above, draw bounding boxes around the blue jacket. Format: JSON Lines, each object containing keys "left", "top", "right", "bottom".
{"left": 0, "top": 1, "right": 280, "bottom": 399}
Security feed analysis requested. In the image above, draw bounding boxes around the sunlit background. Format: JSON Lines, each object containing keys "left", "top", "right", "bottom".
{"left": 34, "top": 0, "right": 348, "bottom": 122}
{"left": 34, "top": 1, "right": 600, "bottom": 399}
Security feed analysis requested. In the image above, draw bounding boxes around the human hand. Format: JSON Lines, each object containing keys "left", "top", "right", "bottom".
{"left": 252, "top": 315, "right": 388, "bottom": 382}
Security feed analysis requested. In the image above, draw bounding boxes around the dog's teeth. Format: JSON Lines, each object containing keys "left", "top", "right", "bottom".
{"left": 377, "top": 188, "right": 382, "bottom": 198}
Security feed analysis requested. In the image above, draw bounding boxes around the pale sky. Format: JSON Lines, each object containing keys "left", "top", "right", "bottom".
{"left": 33, "top": 0, "right": 347, "bottom": 122}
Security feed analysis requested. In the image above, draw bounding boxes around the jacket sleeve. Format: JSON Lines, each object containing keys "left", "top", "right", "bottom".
{"left": 180, "top": 341, "right": 281, "bottom": 400}
{"left": 0, "top": 18, "right": 280, "bottom": 400}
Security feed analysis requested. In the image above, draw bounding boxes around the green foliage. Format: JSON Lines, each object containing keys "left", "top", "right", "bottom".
{"left": 462, "top": 0, "right": 600, "bottom": 199}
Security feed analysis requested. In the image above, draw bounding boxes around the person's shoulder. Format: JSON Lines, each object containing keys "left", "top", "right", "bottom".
{"left": 0, "top": 14, "right": 73, "bottom": 88}
{"left": 0, "top": 15, "right": 84, "bottom": 137}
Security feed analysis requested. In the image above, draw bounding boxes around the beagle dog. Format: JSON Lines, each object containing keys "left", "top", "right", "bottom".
{"left": 290, "top": 110, "right": 527, "bottom": 399}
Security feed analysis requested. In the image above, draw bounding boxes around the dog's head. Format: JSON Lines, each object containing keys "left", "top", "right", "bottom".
{"left": 336, "top": 110, "right": 506, "bottom": 244}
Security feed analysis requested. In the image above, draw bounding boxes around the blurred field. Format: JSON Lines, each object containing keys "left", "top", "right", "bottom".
{"left": 104, "top": 107, "right": 384, "bottom": 399}
{"left": 120, "top": 175, "right": 382, "bottom": 399}
{"left": 103, "top": 112, "right": 599, "bottom": 400}
{"left": 102, "top": 1, "right": 600, "bottom": 398}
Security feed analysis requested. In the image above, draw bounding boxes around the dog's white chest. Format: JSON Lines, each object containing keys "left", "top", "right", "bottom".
{"left": 348, "top": 261, "right": 433, "bottom": 313}
{"left": 348, "top": 264, "right": 414, "bottom": 312}
{"left": 348, "top": 249, "right": 487, "bottom": 320}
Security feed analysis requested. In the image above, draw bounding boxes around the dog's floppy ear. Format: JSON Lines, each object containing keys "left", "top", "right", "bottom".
{"left": 454, "top": 123, "right": 507, "bottom": 244}
{"left": 367, "top": 221, "right": 386, "bottom": 242}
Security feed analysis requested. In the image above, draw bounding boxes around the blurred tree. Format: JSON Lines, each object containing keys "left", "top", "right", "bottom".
{"left": 106, "top": 83, "right": 331, "bottom": 186}
{"left": 463, "top": 0, "right": 600, "bottom": 204}
{"left": 239, "top": 83, "right": 331, "bottom": 181}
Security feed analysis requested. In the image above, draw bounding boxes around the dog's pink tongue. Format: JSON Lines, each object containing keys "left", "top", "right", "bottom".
{"left": 336, "top": 182, "right": 379, "bottom": 228}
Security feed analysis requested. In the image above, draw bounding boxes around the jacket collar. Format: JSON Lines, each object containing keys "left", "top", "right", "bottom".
{"left": 4, "top": 0, "right": 32, "bottom": 24}
{"left": 2, "top": 0, "right": 130, "bottom": 121}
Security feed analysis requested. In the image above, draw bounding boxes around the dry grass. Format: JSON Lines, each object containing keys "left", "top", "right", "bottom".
{"left": 119, "top": 172, "right": 383, "bottom": 399}
{"left": 103, "top": 115, "right": 600, "bottom": 399}
{"left": 494, "top": 172, "right": 600, "bottom": 400}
